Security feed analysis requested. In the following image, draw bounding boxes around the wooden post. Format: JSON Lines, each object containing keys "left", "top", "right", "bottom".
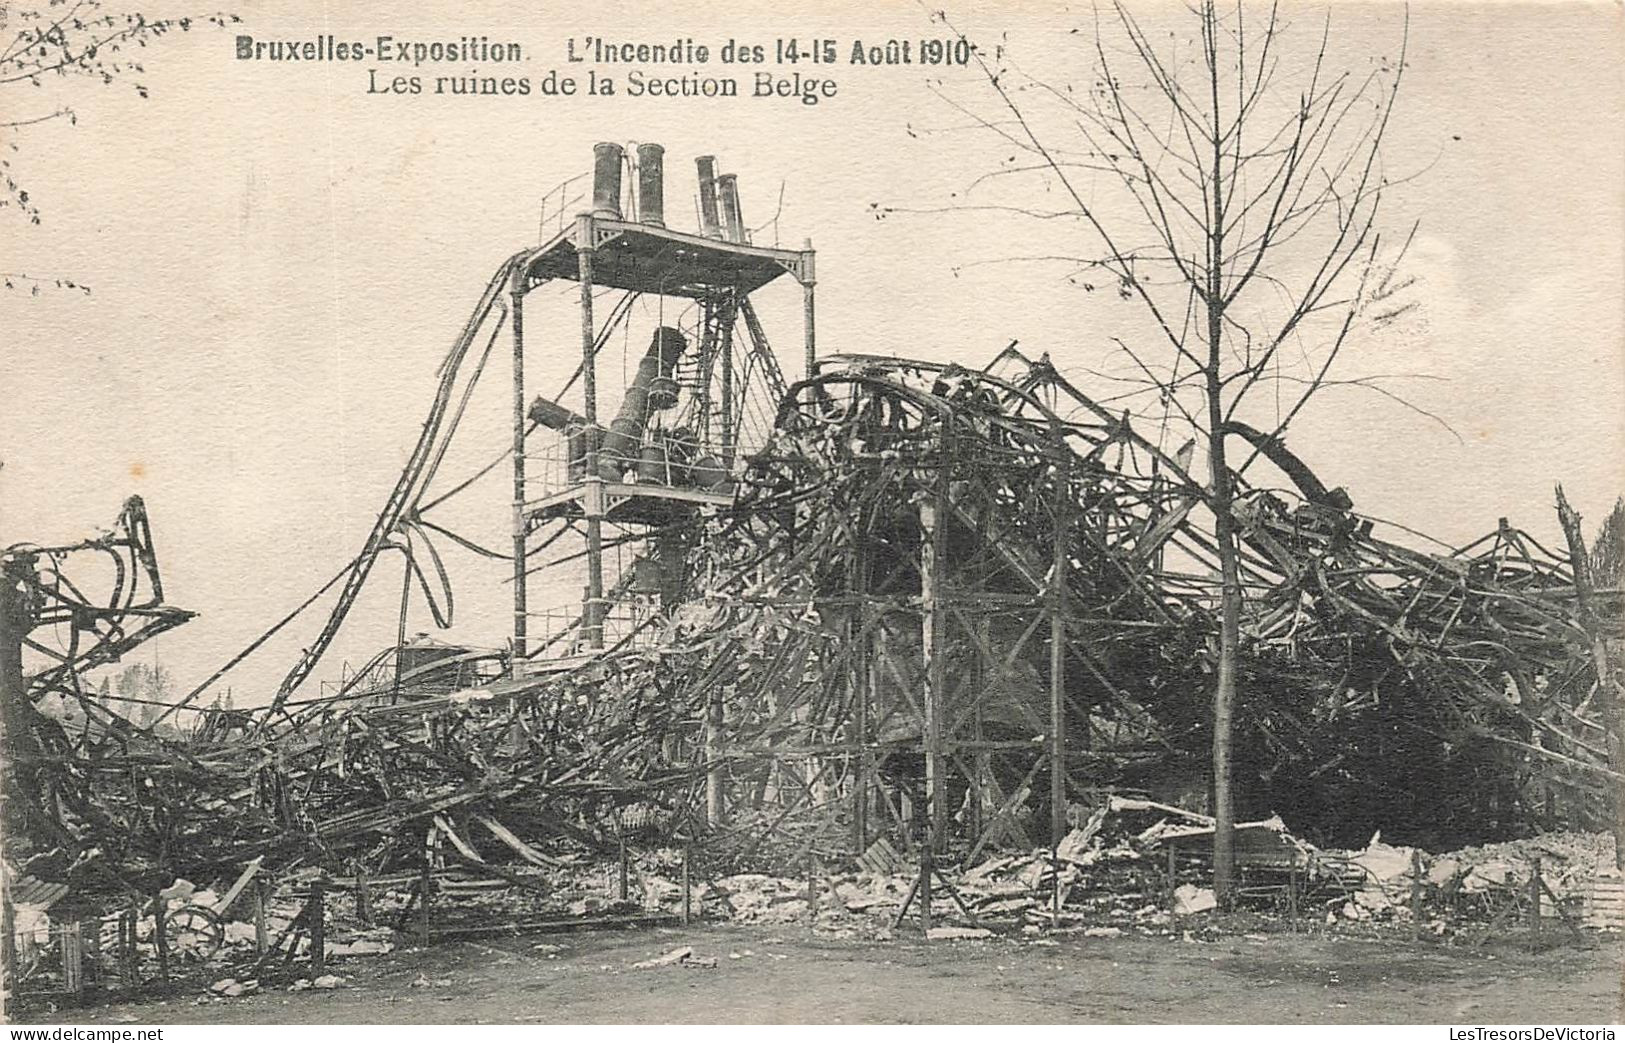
{"left": 417, "top": 862, "right": 432, "bottom": 946}
{"left": 309, "top": 879, "right": 326, "bottom": 974}
{"left": 1529, "top": 858, "right": 1543, "bottom": 935}
{"left": 122, "top": 906, "right": 140, "bottom": 985}
{"left": 1166, "top": 845, "right": 1178, "bottom": 908}
{"left": 1287, "top": 860, "right": 1299, "bottom": 927}
{"left": 618, "top": 834, "right": 629, "bottom": 901}
{"left": 1051, "top": 852, "right": 1062, "bottom": 928}
{"left": 82, "top": 915, "right": 102, "bottom": 990}
{"left": 681, "top": 845, "right": 692, "bottom": 926}
{"left": 1410, "top": 849, "right": 1424, "bottom": 940}
{"left": 61, "top": 921, "right": 83, "bottom": 999}
{"left": 917, "top": 845, "right": 933, "bottom": 935}
{"left": 355, "top": 869, "right": 373, "bottom": 927}
{"left": 152, "top": 890, "right": 170, "bottom": 982}
{"left": 252, "top": 879, "right": 268, "bottom": 955}
{"left": 706, "top": 683, "right": 725, "bottom": 829}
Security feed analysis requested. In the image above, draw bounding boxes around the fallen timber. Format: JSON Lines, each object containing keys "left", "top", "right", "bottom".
{"left": 2, "top": 349, "right": 1620, "bottom": 935}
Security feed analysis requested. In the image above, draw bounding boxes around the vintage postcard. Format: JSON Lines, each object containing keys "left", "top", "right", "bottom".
{"left": 2, "top": 0, "right": 1622, "bottom": 1029}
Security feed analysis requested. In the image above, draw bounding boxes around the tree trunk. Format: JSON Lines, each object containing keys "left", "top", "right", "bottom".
{"left": 1206, "top": 373, "right": 1240, "bottom": 905}
{"left": 1555, "top": 486, "right": 1624, "bottom": 867}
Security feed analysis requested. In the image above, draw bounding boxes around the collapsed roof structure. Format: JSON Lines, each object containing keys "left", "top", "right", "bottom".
{"left": 1, "top": 145, "right": 1619, "bottom": 921}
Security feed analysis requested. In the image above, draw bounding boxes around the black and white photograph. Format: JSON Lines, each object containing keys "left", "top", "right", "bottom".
{"left": 1, "top": 0, "right": 1621, "bottom": 1029}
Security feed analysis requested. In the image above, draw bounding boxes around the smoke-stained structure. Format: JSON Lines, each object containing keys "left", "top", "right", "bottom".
{"left": 1, "top": 145, "right": 1618, "bottom": 929}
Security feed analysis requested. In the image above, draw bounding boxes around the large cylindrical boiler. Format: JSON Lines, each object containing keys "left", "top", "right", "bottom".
{"left": 600, "top": 326, "right": 687, "bottom": 480}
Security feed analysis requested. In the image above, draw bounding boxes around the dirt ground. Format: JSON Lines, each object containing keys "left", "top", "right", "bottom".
{"left": 16, "top": 926, "right": 1624, "bottom": 1025}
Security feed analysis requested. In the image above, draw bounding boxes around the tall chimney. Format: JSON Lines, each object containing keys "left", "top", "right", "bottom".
{"left": 717, "top": 174, "right": 745, "bottom": 243}
{"left": 636, "top": 143, "right": 665, "bottom": 227}
{"left": 591, "top": 142, "right": 624, "bottom": 219}
{"left": 695, "top": 155, "right": 721, "bottom": 238}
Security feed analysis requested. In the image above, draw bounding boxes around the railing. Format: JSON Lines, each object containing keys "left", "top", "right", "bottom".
{"left": 525, "top": 429, "right": 737, "bottom": 507}
{"left": 521, "top": 603, "right": 662, "bottom": 662}
{"left": 536, "top": 173, "right": 590, "bottom": 243}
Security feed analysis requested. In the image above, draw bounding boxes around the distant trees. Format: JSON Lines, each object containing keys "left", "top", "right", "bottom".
{"left": 113, "top": 660, "right": 173, "bottom": 726}
{"left": 1592, "top": 498, "right": 1625, "bottom": 589}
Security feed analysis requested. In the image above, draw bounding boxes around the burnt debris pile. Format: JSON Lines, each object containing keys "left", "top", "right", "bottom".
{"left": 3, "top": 352, "right": 1619, "bottom": 935}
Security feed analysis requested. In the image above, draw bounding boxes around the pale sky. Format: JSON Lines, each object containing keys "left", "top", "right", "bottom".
{"left": 3, "top": 0, "right": 1621, "bottom": 707}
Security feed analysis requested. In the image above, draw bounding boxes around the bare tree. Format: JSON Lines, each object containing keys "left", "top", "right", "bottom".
{"left": 926, "top": 0, "right": 1419, "bottom": 902}
{"left": 0, "top": 0, "right": 236, "bottom": 293}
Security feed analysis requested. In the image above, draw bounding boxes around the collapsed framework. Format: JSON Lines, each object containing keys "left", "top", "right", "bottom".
{"left": 2, "top": 145, "right": 1621, "bottom": 931}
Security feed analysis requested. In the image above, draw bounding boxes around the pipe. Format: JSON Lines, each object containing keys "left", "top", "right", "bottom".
{"left": 717, "top": 173, "right": 745, "bottom": 243}
{"left": 591, "top": 142, "right": 624, "bottom": 219}
{"left": 510, "top": 278, "right": 528, "bottom": 670}
{"left": 600, "top": 327, "right": 687, "bottom": 480}
{"left": 528, "top": 398, "right": 584, "bottom": 432}
{"left": 528, "top": 398, "right": 591, "bottom": 481}
{"left": 695, "top": 156, "right": 721, "bottom": 238}
{"left": 636, "top": 143, "right": 665, "bottom": 227}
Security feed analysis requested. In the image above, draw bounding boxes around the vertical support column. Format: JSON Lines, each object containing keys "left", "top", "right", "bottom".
{"left": 850, "top": 537, "right": 870, "bottom": 852}
{"left": 1050, "top": 446, "right": 1070, "bottom": 846}
{"left": 719, "top": 291, "right": 735, "bottom": 470}
{"left": 920, "top": 434, "right": 950, "bottom": 851}
{"left": 801, "top": 242, "right": 817, "bottom": 381}
{"left": 577, "top": 220, "right": 606, "bottom": 650}
{"left": 510, "top": 273, "right": 529, "bottom": 673}
{"left": 971, "top": 617, "right": 990, "bottom": 842}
